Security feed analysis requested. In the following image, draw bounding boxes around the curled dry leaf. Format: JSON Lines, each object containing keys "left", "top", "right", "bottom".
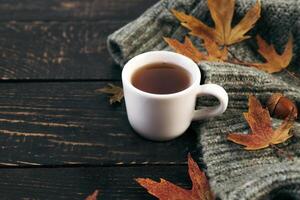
{"left": 96, "top": 83, "right": 124, "bottom": 104}
{"left": 85, "top": 190, "right": 99, "bottom": 200}
{"left": 227, "top": 95, "right": 295, "bottom": 150}
{"left": 164, "top": 36, "right": 228, "bottom": 62}
{"left": 267, "top": 93, "right": 298, "bottom": 119}
{"left": 172, "top": 0, "right": 261, "bottom": 46}
{"left": 136, "top": 154, "right": 214, "bottom": 200}
{"left": 251, "top": 35, "right": 293, "bottom": 73}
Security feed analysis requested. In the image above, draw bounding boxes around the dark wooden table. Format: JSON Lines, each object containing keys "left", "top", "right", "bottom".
{"left": 0, "top": 0, "right": 202, "bottom": 199}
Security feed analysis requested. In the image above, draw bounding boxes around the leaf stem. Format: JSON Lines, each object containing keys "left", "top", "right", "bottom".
{"left": 227, "top": 49, "right": 246, "bottom": 64}
{"left": 270, "top": 144, "right": 294, "bottom": 161}
{"left": 227, "top": 49, "right": 256, "bottom": 67}
{"left": 283, "top": 69, "right": 300, "bottom": 80}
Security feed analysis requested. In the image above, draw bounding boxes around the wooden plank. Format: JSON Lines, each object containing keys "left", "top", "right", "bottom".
{"left": 0, "top": 81, "right": 200, "bottom": 166}
{"left": 0, "top": 21, "right": 124, "bottom": 80}
{"left": 0, "top": 0, "right": 158, "bottom": 21}
{"left": 0, "top": 0, "right": 159, "bottom": 80}
{"left": 0, "top": 165, "right": 191, "bottom": 199}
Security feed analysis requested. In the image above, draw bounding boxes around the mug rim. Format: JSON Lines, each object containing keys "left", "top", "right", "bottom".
{"left": 122, "top": 51, "right": 201, "bottom": 99}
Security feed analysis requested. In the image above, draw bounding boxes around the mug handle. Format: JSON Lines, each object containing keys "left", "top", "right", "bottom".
{"left": 193, "top": 84, "right": 228, "bottom": 120}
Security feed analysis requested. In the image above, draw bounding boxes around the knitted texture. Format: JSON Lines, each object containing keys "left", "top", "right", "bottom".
{"left": 107, "top": 0, "right": 300, "bottom": 199}
{"left": 198, "top": 62, "right": 300, "bottom": 199}
{"left": 107, "top": 0, "right": 300, "bottom": 71}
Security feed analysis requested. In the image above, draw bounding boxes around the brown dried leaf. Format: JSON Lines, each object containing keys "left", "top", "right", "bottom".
{"left": 228, "top": 0, "right": 261, "bottom": 44}
{"left": 171, "top": 10, "right": 215, "bottom": 43}
{"left": 164, "top": 37, "right": 205, "bottom": 63}
{"left": 136, "top": 154, "right": 214, "bottom": 200}
{"left": 96, "top": 83, "right": 123, "bottom": 104}
{"left": 164, "top": 36, "right": 228, "bottom": 62}
{"left": 172, "top": 0, "right": 261, "bottom": 45}
{"left": 85, "top": 190, "right": 99, "bottom": 200}
{"left": 202, "top": 36, "right": 228, "bottom": 61}
{"left": 251, "top": 35, "right": 293, "bottom": 73}
{"left": 227, "top": 95, "right": 294, "bottom": 150}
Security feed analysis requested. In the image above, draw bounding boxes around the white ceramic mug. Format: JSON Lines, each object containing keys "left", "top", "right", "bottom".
{"left": 122, "top": 51, "right": 228, "bottom": 141}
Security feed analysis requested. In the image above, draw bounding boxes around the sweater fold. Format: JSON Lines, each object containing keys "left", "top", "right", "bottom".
{"left": 197, "top": 62, "right": 300, "bottom": 199}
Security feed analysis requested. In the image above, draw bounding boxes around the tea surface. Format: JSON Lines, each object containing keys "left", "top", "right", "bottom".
{"left": 131, "top": 63, "right": 191, "bottom": 94}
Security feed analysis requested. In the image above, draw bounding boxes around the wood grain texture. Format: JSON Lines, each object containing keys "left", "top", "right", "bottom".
{"left": 0, "top": 0, "right": 159, "bottom": 80}
{"left": 0, "top": 21, "right": 123, "bottom": 80}
{"left": 0, "top": 0, "right": 158, "bottom": 21}
{"left": 0, "top": 81, "right": 200, "bottom": 166}
{"left": 0, "top": 165, "right": 192, "bottom": 200}
{"left": 0, "top": 1, "right": 200, "bottom": 198}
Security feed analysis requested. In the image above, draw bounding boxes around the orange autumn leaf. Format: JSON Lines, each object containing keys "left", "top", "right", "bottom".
{"left": 136, "top": 154, "right": 214, "bottom": 200}
{"left": 85, "top": 190, "right": 99, "bottom": 200}
{"left": 227, "top": 95, "right": 294, "bottom": 150}
{"left": 172, "top": 0, "right": 261, "bottom": 46}
{"left": 251, "top": 35, "right": 293, "bottom": 73}
{"left": 164, "top": 37, "right": 205, "bottom": 63}
{"left": 164, "top": 36, "right": 228, "bottom": 62}
{"left": 202, "top": 36, "right": 228, "bottom": 61}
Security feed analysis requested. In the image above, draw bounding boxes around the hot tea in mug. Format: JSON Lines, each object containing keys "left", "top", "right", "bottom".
{"left": 131, "top": 63, "right": 191, "bottom": 94}
{"left": 122, "top": 51, "right": 228, "bottom": 141}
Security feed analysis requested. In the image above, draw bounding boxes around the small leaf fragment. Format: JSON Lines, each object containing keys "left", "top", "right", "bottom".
{"left": 96, "top": 83, "right": 123, "bottom": 104}
{"left": 85, "top": 190, "right": 99, "bottom": 200}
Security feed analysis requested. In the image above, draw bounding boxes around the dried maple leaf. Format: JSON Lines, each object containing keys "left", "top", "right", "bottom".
{"left": 172, "top": 0, "right": 261, "bottom": 46}
{"left": 164, "top": 37, "right": 205, "bottom": 63}
{"left": 164, "top": 36, "right": 228, "bottom": 62}
{"left": 85, "top": 190, "right": 99, "bottom": 200}
{"left": 202, "top": 36, "right": 228, "bottom": 61}
{"left": 136, "top": 154, "right": 214, "bottom": 200}
{"left": 227, "top": 95, "right": 294, "bottom": 150}
{"left": 96, "top": 83, "right": 123, "bottom": 104}
{"left": 251, "top": 35, "right": 293, "bottom": 73}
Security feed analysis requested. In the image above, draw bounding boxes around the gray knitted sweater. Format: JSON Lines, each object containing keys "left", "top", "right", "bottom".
{"left": 107, "top": 0, "right": 300, "bottom": 199}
